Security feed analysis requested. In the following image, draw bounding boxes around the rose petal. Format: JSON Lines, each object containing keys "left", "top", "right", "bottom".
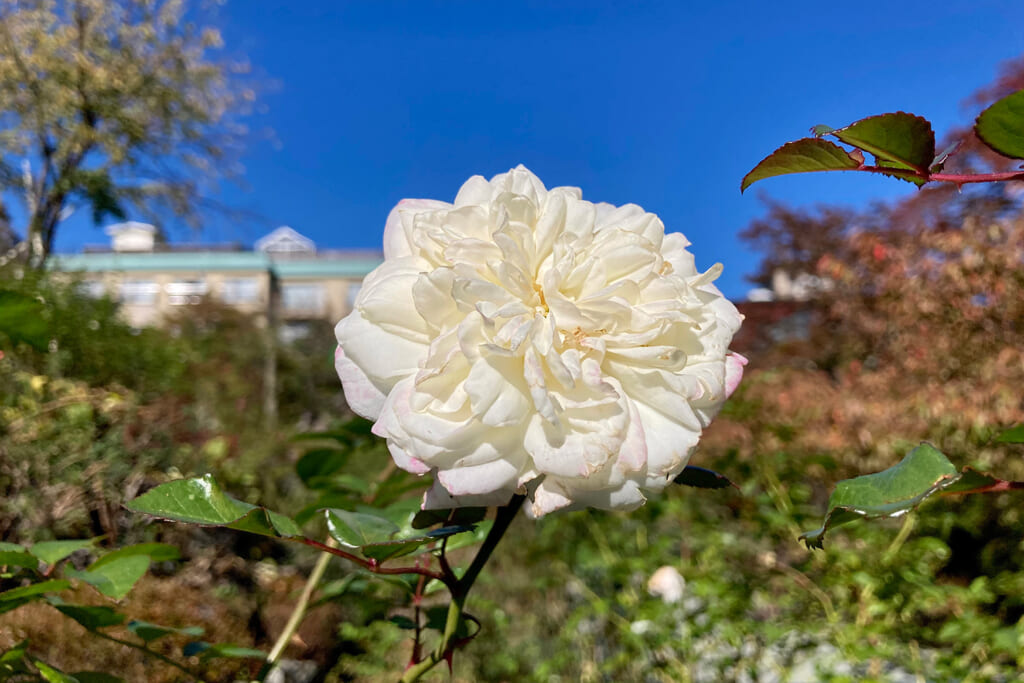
{"left": 334, "top": 345, "right": 386, "bottom": 420}
{"left": 382, "top": 198, "right": 451, "bottom": 259}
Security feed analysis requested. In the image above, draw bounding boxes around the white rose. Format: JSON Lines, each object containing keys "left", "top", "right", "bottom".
{"left": 335, "top": 166, "right": 745, "bottom": 518}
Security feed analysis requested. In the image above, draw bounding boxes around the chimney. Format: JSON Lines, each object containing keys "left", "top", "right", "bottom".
{"left": 105, "top": 222, "right": 158, "bottom": 252}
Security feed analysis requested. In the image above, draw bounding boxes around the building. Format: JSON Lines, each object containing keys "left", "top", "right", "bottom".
{"left": 50, "top": 223, "right": 382, "bottom": 336}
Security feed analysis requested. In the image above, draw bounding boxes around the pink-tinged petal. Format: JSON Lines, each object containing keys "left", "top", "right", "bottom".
{"left": 527, "top": 479, "right": 574, "bottom": 518}
{"left": 421, "top": 478, "right": 515, "bottom": 510}
{"left": 632, "top": 401, "right": 701, "bottom": 478}
{"left": 724, "top": 352, "right": 748, "bottom": 398}
{"left": 553, "top": 478, "right": 647, "bottom": 512}
{"left": 437, "top": 459, "right": 520, "bottom": 496}
{"left": 382, "top": 198, "right": 451, "bottom": 259}
{"left": 334, "top": 345, "right": 386, "bottom": 420}
{"left": 386, "top": 441, "right": 431, "bottom": 475}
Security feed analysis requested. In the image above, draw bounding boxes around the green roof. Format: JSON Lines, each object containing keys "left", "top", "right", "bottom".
{"left": 51, "top": 252, "right": 270, "bottom": 272}
{"left": 50, "top": 252, "right": 382, "bottom": 278}
{"left": 273, "top": 259, "right": 382, "bottom": 278}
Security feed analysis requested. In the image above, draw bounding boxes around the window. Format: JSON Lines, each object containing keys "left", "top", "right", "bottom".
{"left": 119, "top": 281, "right": 160, "bottom": 305}
{"left": 220, "top": 278, "right": 261, "bottom": 304}
{"left": 166, "top": 280, "right": 208, "bottom": 306}
{"left": 279, "top": 321, "right": 311, "bottom": 344}
{"left": 281, "top": 283, "right": 325, "bottom": 313}
{"left": 78, "top": 280, "right": 106, "bottom": 299}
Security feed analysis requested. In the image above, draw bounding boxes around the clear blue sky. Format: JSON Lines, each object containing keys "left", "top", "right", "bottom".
{"left": 54, "top": 0, "right": 1024, "bottom": 299}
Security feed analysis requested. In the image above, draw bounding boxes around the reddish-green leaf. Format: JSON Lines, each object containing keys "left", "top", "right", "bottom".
{"left": 975, "top": 89, "right": 1024, "bottom": 159}
{"left": 741, "top": 138, "right": 862, "bottom": 192}
{"left": 832, "top": 112, "right": 935, "bottom": 176}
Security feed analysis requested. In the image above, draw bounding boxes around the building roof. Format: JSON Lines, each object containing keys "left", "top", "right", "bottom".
{"left": 50, "top": 250, "right": 382, "bottom": 278}
{"left": 50, "top": 225, "right": 383, "bottom": 278}
{"left": 255, "top": 226, "right": 316, "bottom": 254}
{"left": 51, "top": 252, "right": 271, "bottom": 272}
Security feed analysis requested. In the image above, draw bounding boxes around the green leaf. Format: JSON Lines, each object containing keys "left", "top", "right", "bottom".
{"left": 126, "top": 620, "right": 204, "bottom": 643}
{"left": 994, "top": 423, "right": 1024, "bottom": 444}
{"left": 312, "top": 576, "right": 358, "bottom": 605}
{"left": 29, "top": 539, "right": 97, "bottom": 566}
{"left": 801, "top": 443, "right": 1024, "bottom": 549}
{"left": 0, "top": 289, "right": 50, "bottom": 351}
{"left": 125, "top": 475, "right": 301, "bottom": 538}
{"left": 388, "top": 615, "right": 417, "bottom": 630}
{"left": 361, "top": 525, "right": 478, "bottom": 562}
{"left": 69, "top": 555, "right": 150, "bottom": 599}
{"left": 292, "top": 419, "right": 375, "bottom": 443}
{"left": 69, "top": 673, "right": 126, "bottom": 683}
{"left": 0, "top": 580, "right": 71, "bottom": 602}
{"left": 0, "top": 550, "right": 39, "bottom": 569}
{"left": 89, "top": 543, "right": 179, "bottom": 571}
{"left": 52, "top": 604, "right": 126, "bottom": 630}
{"left": 412, "top": 507, "right": 488, "bottom": 530}
{"left": 832, "top": 112, "right": 935, "bottom": 175}
{"left": 295, "top": 448, "right": 351, "bottom": 487}
{"left": 182, "top": 642, "right": 266, "bottom": 660}
{"left": 357, "top": 498, "right": 422, "bottom": 528}
{"left": 295, "top": 492, "right": 363, "bottom": 526}
{"left": 441, "top": 519, "right": 493, "bottom": 553}
{"left": 673, "top": 466, "right": 736, "bottom": 490}
{"left": 975, "top": 89, "right": 1024, "bottom": 159}
{"left": 741, "top": 138, "right": 862, "bottom": 192}
{"left": 810, "top": 124, "right": 835, "bottom": 137}
{"left": 0, "top": 640, "right": 30, "bottom": 668}
{"left": 0, "top": 598, "right": 31, "bottom": 615}
{"left": 422, "top": 607, "right": 476, "bottom": 639}
{"left": 324, "top": 509, "right": 400, "bottom": 548}
{"left": 34, "top": 661, "right": 78, "bottom": 683}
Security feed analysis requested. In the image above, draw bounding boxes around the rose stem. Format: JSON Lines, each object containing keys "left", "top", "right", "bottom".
{"left": 399, "top": 494, "right": 526, "bottom": 683}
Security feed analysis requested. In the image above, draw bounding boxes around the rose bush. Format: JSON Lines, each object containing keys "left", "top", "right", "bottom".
{"left": 335, "top": 166, "right": 745, "bottom": 517}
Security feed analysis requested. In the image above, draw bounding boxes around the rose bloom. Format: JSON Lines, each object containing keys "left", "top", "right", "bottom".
{"left": 335, "top": 166, "right": 745, "bottom": 517}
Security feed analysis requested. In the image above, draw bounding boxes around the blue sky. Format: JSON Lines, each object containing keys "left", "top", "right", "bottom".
{"left": 54, "top": 1, "right": 1024, "bottom": 299}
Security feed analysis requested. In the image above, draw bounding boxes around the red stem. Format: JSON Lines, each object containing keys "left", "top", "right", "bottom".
{"left": 857, "top": 165, "right": 1024, "bottom": 185}
{"left": 293, "top": 536, "right": 454, "bottom": 588}
{"left": 930, "top": 171, "right": 1024, "bottom": 184}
